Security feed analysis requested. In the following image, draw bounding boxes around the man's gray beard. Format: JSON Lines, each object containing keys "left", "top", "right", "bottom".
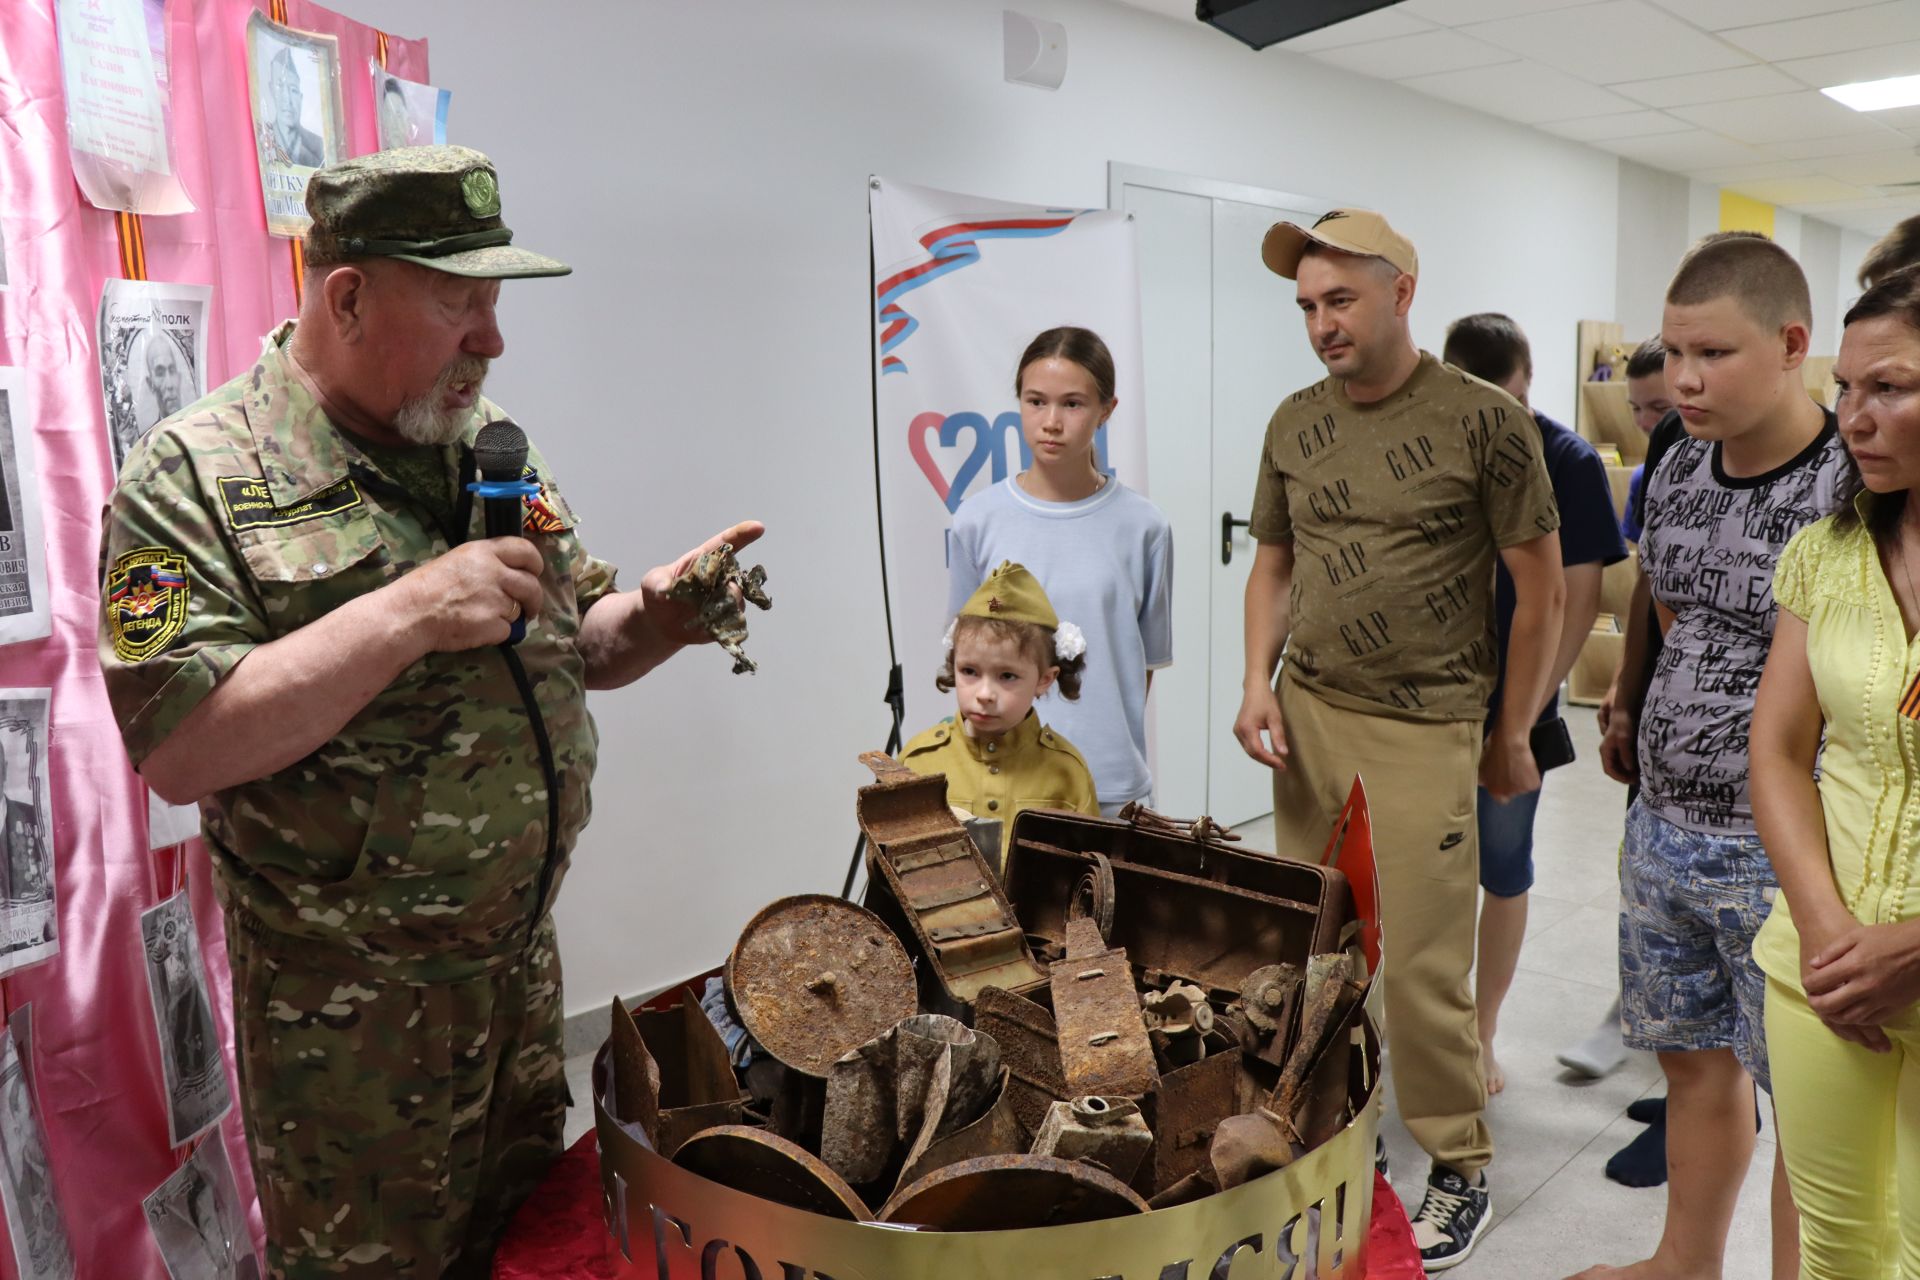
{"left": 392, "top": 360, "right": 487, "bottom": 446}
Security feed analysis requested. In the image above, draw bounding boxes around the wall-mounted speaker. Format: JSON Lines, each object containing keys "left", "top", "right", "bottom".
{"left": 1197, "top": 0, "right": 1399, "bottom": 51}
{"left": 1004, "top": 11, "right": 1068, "bottom": 91}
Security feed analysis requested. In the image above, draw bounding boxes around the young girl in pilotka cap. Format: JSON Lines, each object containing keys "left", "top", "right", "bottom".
{"left": 901, "top": 561, "right": 1099, "bottom": 867}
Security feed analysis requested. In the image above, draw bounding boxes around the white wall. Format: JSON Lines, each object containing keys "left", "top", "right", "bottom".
{"left": 1614, "top": 160, "right": 1690, "bottom": 345}
{"left": 318, "top": 0, "right": 1632, "bottom": 1018}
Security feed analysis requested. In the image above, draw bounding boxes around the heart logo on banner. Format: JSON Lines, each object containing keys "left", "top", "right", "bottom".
{"left": 907, "top": 411, "right": 953, "bottom": 507}
{"left": 907, "top": 411, "right": 1029, "bottom": 514}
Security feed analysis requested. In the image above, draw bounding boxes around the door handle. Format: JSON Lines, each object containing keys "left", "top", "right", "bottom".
{"left": 1221, "top": 512, "right": 1251, "bottom": 565}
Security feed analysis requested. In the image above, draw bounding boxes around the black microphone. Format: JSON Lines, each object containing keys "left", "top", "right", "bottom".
{"left": 472, "top": 418, "right": 531, "bottom": 645}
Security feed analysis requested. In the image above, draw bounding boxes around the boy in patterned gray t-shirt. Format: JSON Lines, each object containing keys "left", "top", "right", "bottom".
{"left": 1583, "top": 231, "right": 1842, "bottom": 1280}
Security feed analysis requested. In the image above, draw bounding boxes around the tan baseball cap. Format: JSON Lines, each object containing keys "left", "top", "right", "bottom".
{"left": 1262, "top": 208, "right": 1418, "bottom": 281}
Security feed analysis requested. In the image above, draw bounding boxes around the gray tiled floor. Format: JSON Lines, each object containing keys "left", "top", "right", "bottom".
{"left": 562, "top": 710, "right": 1783, "bottom": 1277}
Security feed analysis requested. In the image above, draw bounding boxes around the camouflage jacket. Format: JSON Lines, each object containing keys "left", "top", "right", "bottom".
{"left": 99, "top": 323, "right": 618, "bottom": 981}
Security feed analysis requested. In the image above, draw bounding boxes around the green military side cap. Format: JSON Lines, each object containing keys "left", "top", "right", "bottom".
{"left": 302, "top": 144, "right": 570, "bottom": 279}
{"left": 960, "top": 561, "right": 1059, "bottom": 630}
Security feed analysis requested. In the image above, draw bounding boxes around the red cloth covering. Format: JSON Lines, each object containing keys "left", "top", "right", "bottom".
{"left": 493, "top": 1133, "right": 1427, "bottom": 1278}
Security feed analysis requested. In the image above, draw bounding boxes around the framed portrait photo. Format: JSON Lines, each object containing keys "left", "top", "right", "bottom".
{"left": 243, "top": 12, "right": 345, "bottom": 238}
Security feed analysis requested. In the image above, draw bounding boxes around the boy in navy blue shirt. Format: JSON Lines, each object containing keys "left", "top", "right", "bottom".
{"left": 1442, "top": 314, "right": 1628, "bottom": 1096}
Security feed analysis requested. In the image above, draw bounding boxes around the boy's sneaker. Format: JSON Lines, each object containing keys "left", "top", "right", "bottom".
{"left": 1375, "top": 1135, "right": 1390, "bottom": 1186}
{"left": 1411, "top": 1165, "right": 1492, "bottom": 1271}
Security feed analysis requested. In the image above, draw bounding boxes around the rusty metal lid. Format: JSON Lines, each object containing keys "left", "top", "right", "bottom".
{"left": 878, "top": 1153, "right": 1151, "bottom": 1230}
{"left": 671, "top": 1125, "right": 873, "bottom": 1221}
{"left": 726, "top": 895, "right": 918, "bottom": 1078}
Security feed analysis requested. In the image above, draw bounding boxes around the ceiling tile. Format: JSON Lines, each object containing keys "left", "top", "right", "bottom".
{"left": 1818, "top": 149, "right": 1920, "bottom": 185}
{"left": 1310, "top": 28, "right": 1520, "bottom": 80}
{"left": 1670, "top": 89, "right": 1892, "bottom": 142}
{"left": 1280, "top": 8, "right": 1440, "bottom": 53}
{"left": 1610, "top": 63, "right": 1805, "bottom": 106}
{"left": 1399, "top": 57, "right": 1644, "bottom": 123}
{"left": 1728, "top": 175, "right": 1874, "bottom": 203}
{"left": 1539, "top": 109, "right": 1695, "bottom": 140}
{"left": 1648, "top": 0, "right": 1890, "bottom": 30}
{"left": 1720, "top": 1, "right": 1920, "bottom": 63}
{"left": 1691, "top": 160, "right": 1822, "bottom": 183}
{"left": 1599, "top": 128, "right": 1770, "bottom": 170}
{"left": 1465, "top": 0, "right": 1754, "bottom": 83}
{"left": 1399, "top": 0, "right": 1595, "bottom": 23}
{"left": 1763, "top": 128, "right": 1912, "bottom": 158}
{"left": 1773, "top": 40, "right": 1920, "bottom": 90}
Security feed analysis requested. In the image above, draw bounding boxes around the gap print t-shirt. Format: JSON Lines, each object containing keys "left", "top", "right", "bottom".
{"left": 1250, "top": 351, "right": 1560, "bottom": 722}
{"left": 1637, "top": 411, "right": 1847, "bottom": 835}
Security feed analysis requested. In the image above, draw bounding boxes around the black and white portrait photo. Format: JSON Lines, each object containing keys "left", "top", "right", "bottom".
{"left": 0, "top": 1031, "right": 72, "bottom": 1280}
{"left": 0, "top": 692, "right": 56, "bottom": 976}
{"left": 96, "top": 279, "right": 211, "bottom": 474}
{"left": 143, "top": 1139, "right": 260, "bottom": 1280}
{"left": 244, "top": 12, "right": 344, "bottom": 236}
{"left": 140, "top": 889, "right": 231, "bottom": 1147}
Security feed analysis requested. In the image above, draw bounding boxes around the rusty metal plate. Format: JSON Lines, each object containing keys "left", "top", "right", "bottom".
{"left": 609, "top": 997, "right": 662, "bottom": 1146}
{"left": 726, "top": 895, "right": 917, "bottom": 1078}
{"left": 878, "top": 1154, "right": 1150, "bottom": 1230}
{"left": 974, "top": 986, "right": 1066, "bottom": 1139}
{"left": 672, "top": 1125, "right": 873, "bottom": 1221}
{"left": 637, "top": 999, "right": 748, "bottom": 1158}
{"left": 1049, "top": 918, "right": 1159, "bottom": 1100}
{"left": 1144, "top": 1047, "right": 1242, "bottom": 1195}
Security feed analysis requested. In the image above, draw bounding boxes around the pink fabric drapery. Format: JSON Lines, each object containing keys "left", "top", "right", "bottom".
{"left": 0, "top": 2, "right": 426, "bottom": 1272}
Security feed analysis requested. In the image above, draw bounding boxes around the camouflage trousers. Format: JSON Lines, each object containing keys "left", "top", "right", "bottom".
{"left": 227, "top": 913, "right": 570, "bottom": 1280}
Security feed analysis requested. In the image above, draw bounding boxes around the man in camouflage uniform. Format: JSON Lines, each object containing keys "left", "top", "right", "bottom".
{"left": 97, "top": 146, "right": 761, "bottom": 1278}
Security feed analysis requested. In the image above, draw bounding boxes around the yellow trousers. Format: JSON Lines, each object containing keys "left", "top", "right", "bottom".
{"left": 1765, "top": 977, "right": 1920, "bottom": 1280}
{"left": 1271, "top": 675, "right": 1492, "bottom": 1175}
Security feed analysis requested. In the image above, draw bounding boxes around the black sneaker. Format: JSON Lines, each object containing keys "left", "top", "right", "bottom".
{"left": 1375, "top": 1135, "right": 1390, "bottom": 1186}
{"left": 1411, "top": 1165, "right": 1491, "bottom": 1271}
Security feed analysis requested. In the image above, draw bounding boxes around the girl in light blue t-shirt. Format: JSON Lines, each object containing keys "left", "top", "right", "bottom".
{"left": 947, "top": 327, "right": 1173, "bottom": 815}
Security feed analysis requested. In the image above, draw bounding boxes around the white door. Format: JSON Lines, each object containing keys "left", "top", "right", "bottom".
{"left": 1112, "top": 166, "right": 1332, "bottom": 828}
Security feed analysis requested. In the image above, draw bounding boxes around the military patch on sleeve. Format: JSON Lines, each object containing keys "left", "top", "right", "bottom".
{"left": 107, "top": 547, "right": 190, "bottom": 662}
{"left": 520, "top": 465, "right": 571, "bottom": 534}
{"left": 216, "top": 476, "right": 363, "bottom": 530}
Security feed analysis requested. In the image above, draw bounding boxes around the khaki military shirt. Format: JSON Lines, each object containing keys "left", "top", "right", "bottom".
{"left": 1250, "top": 351, "right": 1559, "bottom": 722}
{"left": 900, "top": 711, "right": 1098, "bottom": 866}
{"left": 99, "top": 323, "right": 618, "bottom": 982}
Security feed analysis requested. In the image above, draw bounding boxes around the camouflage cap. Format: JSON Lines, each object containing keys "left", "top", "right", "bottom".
{"left": 302, "top": 145, "right": 570, "bottom": 279}
{"left": 959, "top": 561, "right": 1059, "bottom": 630}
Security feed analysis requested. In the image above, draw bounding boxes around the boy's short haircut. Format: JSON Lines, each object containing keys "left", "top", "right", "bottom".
{"left": 1442, "top": 312, "right": 1531, "bottom": 387}
{"left": 1666, "top": 231, "right": 1812, "bottom": 331}
{"left": 1625, "top": 336, "right": 1666, "bottom": 380}
{"left": 1858, "top": 215, "right": 1920, "bottom": 291}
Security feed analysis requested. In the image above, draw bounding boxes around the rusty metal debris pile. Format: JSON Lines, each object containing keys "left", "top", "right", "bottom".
{"left": 602, "top": 753, "right": 1374, "bottom": 1232}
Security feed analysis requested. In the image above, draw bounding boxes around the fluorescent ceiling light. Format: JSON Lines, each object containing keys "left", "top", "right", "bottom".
{"left": 1823, "top": 74, "right": 1920, "bottom": 112}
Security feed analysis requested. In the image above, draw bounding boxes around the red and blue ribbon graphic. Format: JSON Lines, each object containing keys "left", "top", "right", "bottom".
{"left": 876, "top": 210, "right": 1089, "bottom": 375}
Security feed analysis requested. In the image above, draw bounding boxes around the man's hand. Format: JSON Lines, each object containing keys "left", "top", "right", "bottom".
{"left": 1596, "top": 680, "right": 1617, "bottom": 737}
{"left": 636, "top": 520, "right": 767, "bottom": 647}
{"left": 1806, "top": 916, "right": 1920, "bottom": 1040}
{"left": 1599, "top": 705, "right": 1639, "bottom": 784}
{"left": 1233, "top": 683, "right": 1288, "bottom": 771}
{"left": 397, "top": 538, "right": 546, "bottom": 653}
{"left": 1479, "top": 731, "right": 1539, "bottom": 803}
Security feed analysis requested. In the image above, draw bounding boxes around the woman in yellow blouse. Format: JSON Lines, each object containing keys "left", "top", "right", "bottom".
{"left": 1752, "top": 270, "right": 1920, "bottom": 1279}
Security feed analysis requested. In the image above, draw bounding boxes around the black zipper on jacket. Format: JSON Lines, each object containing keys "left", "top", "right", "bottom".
{"left": 354, "top": 449, "right": 565, "bottom": 947}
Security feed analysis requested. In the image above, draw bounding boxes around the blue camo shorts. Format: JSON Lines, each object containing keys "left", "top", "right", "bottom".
{"left": 1618, "top": 800, "right": 1774, "bottom": 1092}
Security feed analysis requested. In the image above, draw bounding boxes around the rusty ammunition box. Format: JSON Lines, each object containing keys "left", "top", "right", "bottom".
{"left": 1002, "top": 806, "right": 1354, "bottom": 996}
{"left": 855, "top": 753, "right": 1046, "bottom": 1016}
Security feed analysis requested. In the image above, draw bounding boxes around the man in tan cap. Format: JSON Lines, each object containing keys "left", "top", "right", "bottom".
{"left": 1233, "top": 207, "right": 1566, "bottom": 1270}
{"left": 98, "top": 145, "right": 761, "bottom": 1277}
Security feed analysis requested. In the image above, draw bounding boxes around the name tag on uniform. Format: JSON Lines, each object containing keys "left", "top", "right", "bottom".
{"left": 217, "top": 476, "right": 363, "bottom": 531}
